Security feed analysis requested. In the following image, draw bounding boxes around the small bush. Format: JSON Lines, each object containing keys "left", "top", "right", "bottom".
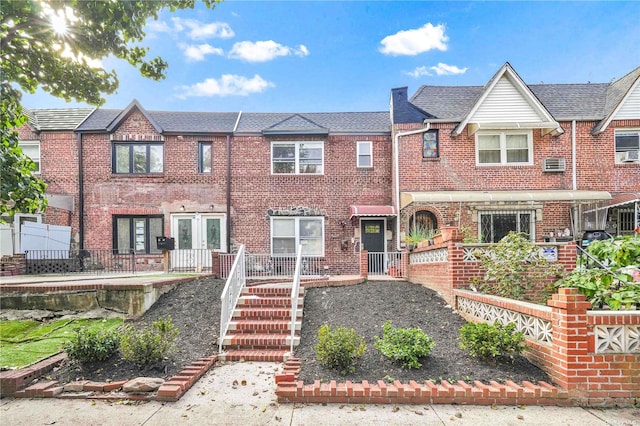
{"left": 64, "top": 326, "right": 121, "bottom": 363}
{"left": 374, "top": 320, "right": 434, "bottom": 369}
{"left": 459, "top": 322, "right": 526, "bottom": 361}
{"left": 120, "top": 316, "right": 179, "bottom": 366}
{"left": 314, "top": 324, "right": 366, "bottom": 374}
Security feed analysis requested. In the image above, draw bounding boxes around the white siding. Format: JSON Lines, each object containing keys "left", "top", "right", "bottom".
{"left": 471, "top": 76, "right": 542, "bottom": 123}
{"left": 613, "top": 84, "right": 640, "bottom": 120}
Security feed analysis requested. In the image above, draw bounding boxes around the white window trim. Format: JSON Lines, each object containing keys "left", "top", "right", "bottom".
{"left": 271, "top": 141, "right": 324, "bottom": 175}
{"left": 614, "top": 129, "right": 640, "bottom": 164}
{"left": 356, "top": 141, "right": 373, "bottom": 168}
{"left": 270, "top": 216, "right": 325, "bottom": 257}
{"left": 475, "top": 130, "right": 533, "bottom": 166}
{"left": 19, "top": 140, "right": 41, "bottom": 174}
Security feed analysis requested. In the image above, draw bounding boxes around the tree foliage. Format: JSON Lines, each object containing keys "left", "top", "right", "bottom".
{"left": 1, "top": 0, "right": 219, "bottom": 217}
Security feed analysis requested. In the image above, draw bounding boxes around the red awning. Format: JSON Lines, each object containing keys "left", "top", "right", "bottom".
{"left": 608, "top": 193, "right": 640, "bottom": 209}
{"left": 349, "top": 205, "right": 397, "bottom": 218}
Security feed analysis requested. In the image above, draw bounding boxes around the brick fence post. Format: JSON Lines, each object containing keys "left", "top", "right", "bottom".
{"left": 360, "top": 250, "right": 368, "bottom": 279}
{"left": 547, "top": 287, "right": 592, "bottom": 398}
{"left": 211, "top": 252, "right": 221, "bottom": 278}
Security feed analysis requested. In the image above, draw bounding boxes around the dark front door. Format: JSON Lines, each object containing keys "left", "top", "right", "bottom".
{"left": 361, "top": 220, "right": 385, "bottom": 273}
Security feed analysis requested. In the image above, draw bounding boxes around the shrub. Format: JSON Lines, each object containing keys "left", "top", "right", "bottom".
{"left": 120, "top": 316, "right": 179, "bottom": 366}
{"left": 314, "top": 324, "right": 366, "bottom": 374}
{"left": 64, "top": 325, "right": 121, "bottom": 363}
{"left": 374, "top": 320, "right": 434, "bottom": 369}
{"left": 459, "top": 322, "right": 526, "bottom": 361}
{"left": 472, "top": 232, "right": 564, "bottom": 301}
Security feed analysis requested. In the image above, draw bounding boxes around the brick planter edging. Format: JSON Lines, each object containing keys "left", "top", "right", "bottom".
{"left": 275, "top": 358, "right": 573, "bottom": 406}
{"left": 3, "top": 354, "right": 217, "bottom": 402}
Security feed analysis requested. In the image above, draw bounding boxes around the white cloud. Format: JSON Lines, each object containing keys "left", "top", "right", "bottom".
{"left": 179, "top": 43, "right": 224, "bottom": 62}
{"left": 176, "top": 74, "right": 275, "bottom": 98}
{"left": 229, "top": 40, "right": 309, "bottom": 62}
{"left": 405, "top": 63, "right": 468, "bottom": 78}
{"left": 171, "top": 18, "right": 234, "bottom": 40}
{"left": 379, "top": 23, "right": 448, "bottom": 56}
{"left": 405, "top": 66, "right": 432, "bottom": 78}
{"left": 430, "top": 63, "right": 468, "bottom": 76}
{"left": 146, "top": 20, "right": 174, "bottom": 35}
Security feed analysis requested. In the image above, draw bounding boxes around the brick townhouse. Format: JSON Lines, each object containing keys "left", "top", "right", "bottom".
{"left": 390, "top": 62, "right": 639, "bottom": 246}
{"left": 1, "top": 108, "right": 92, "bottom": 257}
{"left": 6, "top": 62, "right": 639, "bottom": 273}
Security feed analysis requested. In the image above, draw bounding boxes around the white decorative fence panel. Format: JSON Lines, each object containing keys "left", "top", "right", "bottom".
{"left": 456, "top": 295, "right": 553, "bottom": 346}
{"left": 409, "top": 247, "right": 448, "bottom": 264}
{"left": 593, "top": 324, "right": 640, "bottom": 354}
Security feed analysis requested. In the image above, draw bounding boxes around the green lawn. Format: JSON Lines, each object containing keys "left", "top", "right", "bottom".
{"left": 0, "top": 318, "right": 123, "bottom": 369}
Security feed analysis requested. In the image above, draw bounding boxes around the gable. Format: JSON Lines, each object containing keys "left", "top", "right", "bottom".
{"left": 611, "top": 81, "right": 640, "bottom": 120}
{"left": 470, "top": 76, "right": 544, "bottom": 123}
{"left": 111, "top": 109, "right": 164, "bottom": 141}
{"left": 451, "top": 63, "right": 563, "bottom": 136}
{"left": 263, "top": 114, "right": 328, "bottom": 135}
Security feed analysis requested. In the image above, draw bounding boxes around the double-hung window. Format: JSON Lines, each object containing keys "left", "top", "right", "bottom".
{"left": 114, "top": 215, "right": 163, "bottom": 254}
{"left": 271, "top": 217, "right": 324, "bottom": 256}
{"left": 20, "top": 141, "right": 41, "bottom": 173}
{"left": 113, "top": 142, "right": 164, "bottom": 174}
{"left": 272, "top": 141, "right": 323, "bottom": 174}
{"left": 198, "top": 142, "right": 212, "bottom": 173}
{"left": 476, "top": 131, "right": 532, "bottom": 165}
{"left": 615, "top": 130, "right": 640, "bottom": 163}
{"left": 479, "top": 211, "right": 534, "bottom": 243}
{"left": 357, "top": 141, "right": 373, "bottom": 167}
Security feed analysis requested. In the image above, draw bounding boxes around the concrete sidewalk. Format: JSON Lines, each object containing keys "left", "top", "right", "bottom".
{"left": 1, "top": 362, "right": 638, "bottom": 426}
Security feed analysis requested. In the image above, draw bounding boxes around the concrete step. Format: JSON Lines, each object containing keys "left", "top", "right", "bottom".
{"left": 222, "top": 333, "right": 300, "bottom": 350}
{"left": 218, "top": 349, "right": 291, "bottom": 362}
{"left": 232, "top": 307, "right": 301, "bottom": 320}
{"left": 227, "top": 319, "right": 301, "bottom": 334}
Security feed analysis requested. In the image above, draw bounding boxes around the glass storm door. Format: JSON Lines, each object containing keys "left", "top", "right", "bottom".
{"left": 171, "top": 214, "right": 225, "bottom": 271}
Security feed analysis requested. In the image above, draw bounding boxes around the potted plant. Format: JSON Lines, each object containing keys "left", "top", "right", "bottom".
{"left": 404, "top": 225, "right": 433, "bottom": 250}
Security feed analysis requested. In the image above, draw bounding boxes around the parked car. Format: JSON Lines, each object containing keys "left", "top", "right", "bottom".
{"left": 580, "top": 230, "right": 613, "bottom": 248}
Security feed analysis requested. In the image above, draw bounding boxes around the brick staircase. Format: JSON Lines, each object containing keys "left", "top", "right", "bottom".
{"left": 218, "top": 284, "right": 303, "bottom": 362}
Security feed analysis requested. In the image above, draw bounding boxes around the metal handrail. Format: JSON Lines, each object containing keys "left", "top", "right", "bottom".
{"left": 290, "top": 244, "right": 303, "bottom": 354}
{"left": 219, "top": 244, "right": 246, "bottom": 353}
{"left": 576, "top": 245, "right": 616, "bottom": 275}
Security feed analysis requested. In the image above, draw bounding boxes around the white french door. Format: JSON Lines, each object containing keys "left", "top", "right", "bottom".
{"left": 170, "top": 213, "right": 226, "bottom": 271}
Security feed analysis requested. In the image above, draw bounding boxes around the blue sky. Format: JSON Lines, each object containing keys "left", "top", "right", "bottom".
{"left": 20, "top": 1, "right": 640, "bottom": 113}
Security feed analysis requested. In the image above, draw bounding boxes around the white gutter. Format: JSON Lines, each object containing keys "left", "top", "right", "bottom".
{"left": 572, "top": 120, "right": 577, "bottom": 190}
{"left": 233, "top": 111, "right": 242, "bottom": 133}
{"left": 393, "top": 124, "right": 430, "bottom": 249}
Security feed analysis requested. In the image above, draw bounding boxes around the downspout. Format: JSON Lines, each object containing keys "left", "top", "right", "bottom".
{"left": 77, "top": 133, "right": 84, "bottom": 250}
{"left": 228, "top": 111, "right": 242, "bottom": 252}
{"left": 393, "top": 124, "right": 430, "bottom": 250}
{"left": 226, "top": 134, "right": 231, "bottom": 252}
{"left": 571, "top": 120, "right": 577, "bottom": 190}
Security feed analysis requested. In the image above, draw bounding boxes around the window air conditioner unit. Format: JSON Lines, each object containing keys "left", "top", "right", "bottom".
{"left": 621, "top": 151, "right": 640, "bottom": 162}
{"left": 542, "top": 158, "right": 566, "bottom": 172}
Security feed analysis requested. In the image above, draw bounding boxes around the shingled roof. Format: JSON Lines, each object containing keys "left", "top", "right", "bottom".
{"left": 235, "top": 112, "right": 390, "bottom": 134}
{"left": 75, "top": 103, "right": 389, "bottom": 135}
{"left": 408, "top": 64, "right": 640, "bottom": 132}
{"left": 23, "top": 108, "right": 94, "bottom": 131}
{"left": 75, "top": 102, "right": 239, "bottom": 134}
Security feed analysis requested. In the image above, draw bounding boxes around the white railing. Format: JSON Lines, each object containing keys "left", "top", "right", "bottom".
{"left": 368, "top": 251, "right": 405, "bottom": 277}
{"left": 290, "top": 245, "right": 303, "bottom": 354}
{"left": 170, "top": 249, "right": 213, "bottom": 272}
{"left": 219, "top": 244, "right": 246, "bottom": 353}
{"left": 219, "top": 252, "right": 326, "bottom": 279}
